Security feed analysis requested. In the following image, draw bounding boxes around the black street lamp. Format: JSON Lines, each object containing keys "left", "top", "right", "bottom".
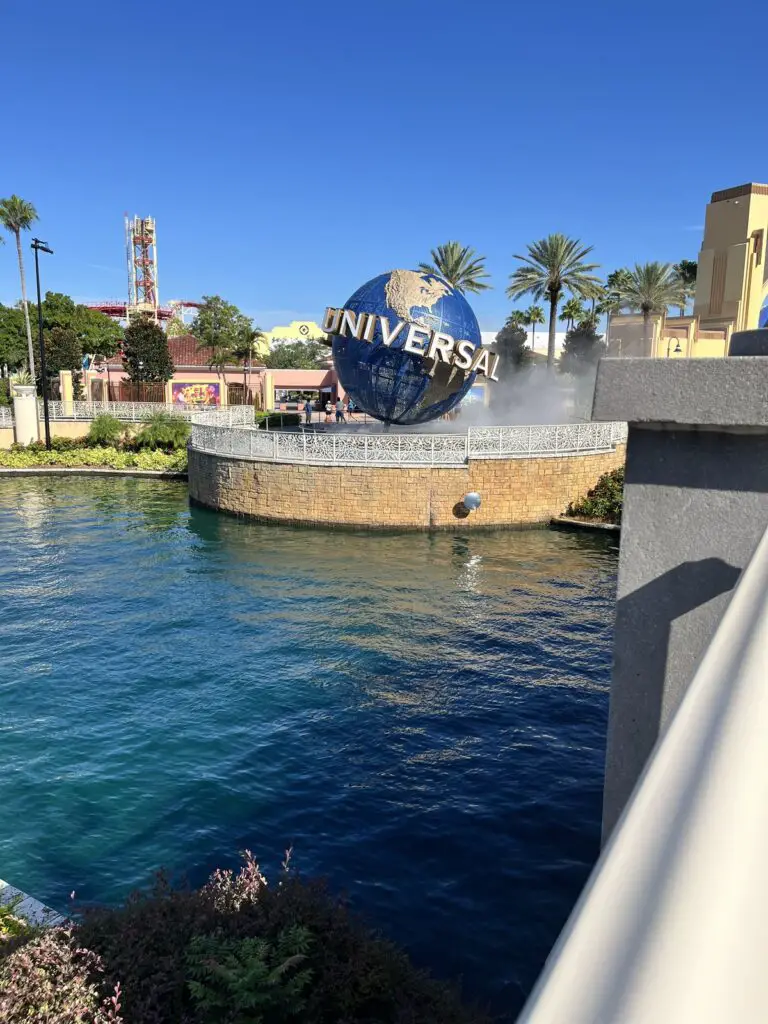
{"left": 31, "top": 238, "right": 54, "bottom": 450}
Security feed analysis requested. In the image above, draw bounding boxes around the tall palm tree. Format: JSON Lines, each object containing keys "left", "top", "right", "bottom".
{"left": 673, "top": 259, "right": 697, "bottom": 316}
{"left": 524, "top": 305, "right": 545, "bottom": 351}
{"left": 0, "top": 196, "right": 39, "bottom": 378}
{"left": 231, "top": 325, "right": 267, "bottom": 405}
{"left": 418, "top": 241, "right": 491, "bottom": 294}
{"left": 620, "top": 262, "right": 686, "bottom": 353}
{"left": 597, "top": 269, "right": 632, "bottom": 351}
{"left": 507, "top": 310, "right": 528, "bottom": 329}
{"left": 560, "top": 297, "right": 586, "bottom": 331}
{"left": 507, "top": 234, "right": 601, "bottom": 369}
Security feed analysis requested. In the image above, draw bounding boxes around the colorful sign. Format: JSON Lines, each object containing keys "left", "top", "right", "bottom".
{"left": 172, "top": 382, "right": 220, "bottom": 406}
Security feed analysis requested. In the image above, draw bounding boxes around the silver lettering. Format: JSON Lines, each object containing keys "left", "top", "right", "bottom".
{"left": 340, "top": 309, "right": 367, "bottom": 340}
{"left": 452, "top": 339, "right": 475, "bottom": 370}
{"left": 403, "top": 324, "right": 430, "bottom": 355}
{"left": 426, "top": 331, "right": 455, "bottom": 363}
{"left": 363, "top": 312, "right": 377, "bottom": 342}
{"left": 488, "top": 352, "right": 500, "bottom": 382}
{"left": 470, "top": 348, "right": 492, "bottom": 377}
{"left": 379, "top": 316, "right": 406, "bottom": 347}
{"left": 322, "top": 307, "right": 341, "bottom": 333}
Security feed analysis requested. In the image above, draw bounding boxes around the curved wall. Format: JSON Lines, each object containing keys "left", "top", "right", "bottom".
{"left": 188, "top": 444, "right": 626, "bottom": 530}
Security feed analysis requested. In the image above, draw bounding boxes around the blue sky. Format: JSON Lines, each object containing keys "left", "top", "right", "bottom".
{"left": 3, "top": 0, "right": 767, "bottom": 330}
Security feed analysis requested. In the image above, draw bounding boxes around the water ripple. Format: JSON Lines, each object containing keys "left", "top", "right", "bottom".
{"left": 0, "top": 477, "right": 618, "bottom": 1019}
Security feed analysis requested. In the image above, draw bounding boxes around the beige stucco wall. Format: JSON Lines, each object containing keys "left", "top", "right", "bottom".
{"left": 188, "top": 445, "right": 626, "bottom": 530}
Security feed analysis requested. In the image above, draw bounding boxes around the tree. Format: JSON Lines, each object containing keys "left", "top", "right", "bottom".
{"left": 166, "top": 316, "right": 187, "bottom": 337}
{"left": 524, "top": 305, "right": 545, "bottom": 351}
{"left": 506, "top": 310, "right": 528, "bottom": 329}
{"left": 123, "top": 314, "right": 174, "bottom": 383}
{"left": 418, "top": 241, "right": 491, "bottom": 294}
{"left": 38, "top": 292, "right": 122, "bottom": 363}
{"left": 190, "top": 295, "right": 252, "bottom": 386}
{"left": 673, "top": 259, "right": 697, "bottom": 315}
{"left": 45, "top": 326, "right": 85, "bottom": 399}
{"left": 559, "top": 322, "right": 607, "bottom": 376}
{"left": 494, "top": 317, "right": 532, "bottom": 377}
{"left": 597, "top": 269, "right": 633, "bottom": 349}
{"left": 0, "top": 304, "right": 28, "bottom": 373}
{"left": 559, "top": 298, "right": 585, "bottom": 331}
{"left": 264, "top": 341, "right": 328, "bottom": 369}
{"left": 619, "top": 262, "right": 685, "bottom": 352}
{"left": 230, "top": 324, "right": 267, "bottom": 405}
{"left": 0, "top": 195, "right": 39, "bottom": 378}
{"left": 507, "top": 234, "right": 601, "bottom": 370}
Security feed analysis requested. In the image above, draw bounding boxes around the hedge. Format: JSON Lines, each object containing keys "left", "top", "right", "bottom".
{"left": 0, "top": 446, "right": 187, "bottom": 472}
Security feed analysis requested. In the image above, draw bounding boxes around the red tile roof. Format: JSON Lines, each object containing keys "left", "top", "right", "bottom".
{"left": 107, "top": 334, "right": 260, "bottom": 370}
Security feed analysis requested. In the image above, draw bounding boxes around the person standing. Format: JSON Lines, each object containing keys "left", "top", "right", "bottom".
{"left": 304, "top": 398, "right": 313, "bottom": 425}
{"left": 335, "top": 398, "right": 346, "bottom": 424}
{"left": 324, "top": 399, "right": 333, "bottom": 423}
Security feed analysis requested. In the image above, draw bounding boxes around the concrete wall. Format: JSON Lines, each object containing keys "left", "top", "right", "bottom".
{"left": 188, "top": 445, "right": 625, "bottom": 529}
{"left": 593, "top": 356, "right": 768, "bottom": 841}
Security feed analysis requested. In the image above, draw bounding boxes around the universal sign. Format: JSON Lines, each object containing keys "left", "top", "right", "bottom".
{"left": 322, "top": 307, "right": 500, "bottom": 382}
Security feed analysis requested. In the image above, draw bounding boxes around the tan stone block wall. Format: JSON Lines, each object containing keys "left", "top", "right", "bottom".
{"left": 188, "top": 445, "right": 626, "bottom": 530}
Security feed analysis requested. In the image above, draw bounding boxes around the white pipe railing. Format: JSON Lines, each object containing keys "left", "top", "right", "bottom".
{"left": 519, "top": 524, "right": 768, "bottom": 1024}
{"left": 36, "top": 401, "right": 254, "bottom": 425}
{"left": 189, "top": 422, "right": 627, "bottom": 467}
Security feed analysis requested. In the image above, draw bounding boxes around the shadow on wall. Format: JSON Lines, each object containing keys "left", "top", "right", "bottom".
{"left": 605, "top": 556, "right": 741, "bottom": 840}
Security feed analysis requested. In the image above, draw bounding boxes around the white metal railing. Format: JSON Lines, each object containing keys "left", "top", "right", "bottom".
{"left": 519, "top": 524, "right": 768, "bottom": 1024}
{"left": 37, "top": 401, "right": 254, "bottom": 425}
{"left": 189, "top": 421, "right": 627, "bottom": 467}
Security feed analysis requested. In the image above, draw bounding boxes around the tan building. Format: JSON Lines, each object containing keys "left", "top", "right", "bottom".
{"left": 608, "top": 181, "right": 768, "bottom": 358}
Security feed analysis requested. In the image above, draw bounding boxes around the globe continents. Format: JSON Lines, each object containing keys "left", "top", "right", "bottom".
{"left": 331, "top": 269, "right": 481, "bottom": 425}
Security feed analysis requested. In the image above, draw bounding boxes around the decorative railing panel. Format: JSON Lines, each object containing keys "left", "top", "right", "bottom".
{"left": 190, "top": 422, "right": 626, "bottom": 467}
{"left": 37, "top": 401, "right": 253, "bottom": 425}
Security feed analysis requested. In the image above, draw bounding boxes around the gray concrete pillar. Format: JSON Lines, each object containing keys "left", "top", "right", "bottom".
{"left": 592, "top": 356, "right": 768, "bottom": 842}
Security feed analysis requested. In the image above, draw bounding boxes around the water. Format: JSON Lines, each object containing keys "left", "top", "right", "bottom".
{"left": 0, "top": 478, "right": 618, "bottom": 1018}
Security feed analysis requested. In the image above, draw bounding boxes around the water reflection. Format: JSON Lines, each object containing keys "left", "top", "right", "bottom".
{"left": 0, "top": 478, "right": 618, "bottom": 1020}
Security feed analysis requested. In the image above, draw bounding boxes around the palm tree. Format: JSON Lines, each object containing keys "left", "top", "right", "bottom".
{"left": 507, "top": 234, "right": 601, "bottom": 369}
{"left": 597, "top": 269, "right": 632, "bottom": 351}
{"left": 0, "top": 196, "right": 39, "bottom": 378}
{"left": 673, "top": 259, "right": 697, "bottom": 316}
{"left": 506, "top": 310, "right": 528, "bottom": 329}
{"left": 418, "top": 241, "right": 491, "bottom": 294}
{"left": 620, "top": 262, "right": 686, "bottom": 353}
{"left": 231, "top": 326, "right": 267, "bottom": 405}
{"left": 524, "top": 305, "right": 545, "bottom": 351}
{"left": 560, "top": 297, "right": 586, "bottom": 331}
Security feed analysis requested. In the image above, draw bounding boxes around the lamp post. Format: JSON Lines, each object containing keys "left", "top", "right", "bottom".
{"left": 31, "top": 238, "right": 54, "bottom": 450}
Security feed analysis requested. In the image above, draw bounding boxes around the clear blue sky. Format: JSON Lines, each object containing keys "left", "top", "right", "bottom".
{"left": 3, "top": 0, "right": 767, "bottom": 330}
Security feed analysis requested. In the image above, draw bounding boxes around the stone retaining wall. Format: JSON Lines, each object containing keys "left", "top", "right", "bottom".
{"left": 188, "top": 445, "right": 626, "bottom": 529}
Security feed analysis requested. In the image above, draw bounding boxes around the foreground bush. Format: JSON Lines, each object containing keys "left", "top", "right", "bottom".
{"left": 136, "top": 412, "right": 191, "bottom": 451}
{"left": 0, "top": 445, "right": 187, "bottom": 472}
{"left": 567, "top": 466, "right": 625, "bottom": 524}
{"left": 88, "top": 414, "right": 125, "bottom": 447}
{"left": 71, "top": 853, "right": 486, "bottom": 1024}
{"left": 0, "top": 927, "right": 122, "bottom": 1023}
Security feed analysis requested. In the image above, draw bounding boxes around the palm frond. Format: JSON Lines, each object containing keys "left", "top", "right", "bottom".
{"left": 419, "top": 240, "right": 491, "bottom": 294}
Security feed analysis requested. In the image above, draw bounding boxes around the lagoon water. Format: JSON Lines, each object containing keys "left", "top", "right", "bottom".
{"left": 0, "top": 478, "right": 618, "bottom": 1018}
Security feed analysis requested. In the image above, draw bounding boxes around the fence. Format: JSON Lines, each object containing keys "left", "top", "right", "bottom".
{"left": 190, "top": 421, "right": 627, "bottom": 467}
{"left": 37, "top": 401, "right": 254, "bottom": 426}
{"left": 518, "top": 524, "right": 768, "bottom": 1022}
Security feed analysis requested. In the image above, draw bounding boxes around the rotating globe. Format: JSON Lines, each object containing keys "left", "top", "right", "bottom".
{"left": 330, "top": 269, "right": 482, "bottom": 425}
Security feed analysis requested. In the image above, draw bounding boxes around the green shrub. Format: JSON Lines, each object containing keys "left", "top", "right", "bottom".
{"left": 0, "top": 895, "right": 37, "bottom": 945}
{"left": 136, "top": 412, "right": 191, "bottom": 451}
{"left": 567, "top": 466, "right": 625, "bottom": 524}
{"left": 187, "top": 927, "right": 313, "bottom": 1023}
{"left": 88, "top": 414, "right": 124, "bottom": 448}
{"left": 255, "top": 412, "right": 301, "bottom": 430}
{"left": 0, "top": 446, "right": 187, "bottom": 473}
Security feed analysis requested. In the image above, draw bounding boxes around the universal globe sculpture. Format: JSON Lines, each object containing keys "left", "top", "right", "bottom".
{"left": 330, "top": 269, "right": 482, "bottom": 425}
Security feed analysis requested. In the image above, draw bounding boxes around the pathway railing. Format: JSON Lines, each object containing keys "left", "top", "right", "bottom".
{"left": 190, "top": 421, "right": 627, "bottom": 467}
{"left": 38, "top": 401, "right": 254, "bottom": 425}
{"left": 518, "top": 524, "right": 768, "bottom": 1023}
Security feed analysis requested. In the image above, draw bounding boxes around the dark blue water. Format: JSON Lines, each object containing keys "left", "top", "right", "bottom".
{"left": 0, "top": 478, "right": 618, "bottom": 1018}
